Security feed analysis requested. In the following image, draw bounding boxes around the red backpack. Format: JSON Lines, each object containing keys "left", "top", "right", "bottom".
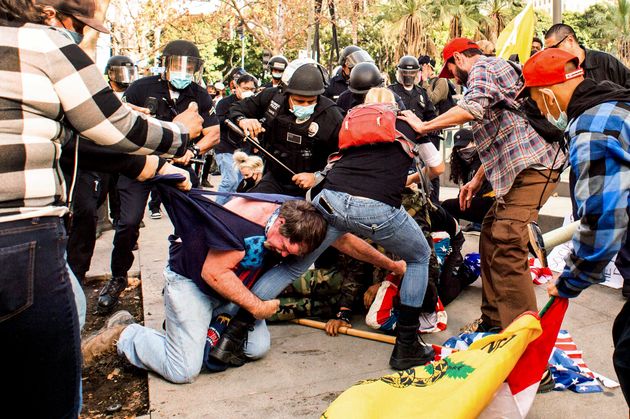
{"left": 338, "top": 103, "right": 398, "bottom": 150}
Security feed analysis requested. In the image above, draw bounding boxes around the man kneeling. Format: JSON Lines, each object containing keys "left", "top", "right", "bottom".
{"left": 82, "top": 198, "right": 326, "bottom": 384}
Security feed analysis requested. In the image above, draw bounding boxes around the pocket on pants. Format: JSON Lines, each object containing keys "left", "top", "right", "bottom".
{"left": 0, "top": 241, "right": 36, "bottom": 322}
{"left": 491, "top": 206, "right": 532, "bottom": 245}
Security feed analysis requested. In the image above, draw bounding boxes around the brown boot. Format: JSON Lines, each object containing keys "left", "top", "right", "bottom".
{"left": 82, "top": 310, "right": 134, "bottom": 366}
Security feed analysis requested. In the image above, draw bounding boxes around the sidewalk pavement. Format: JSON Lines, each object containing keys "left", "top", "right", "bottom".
{"left": 85, "top": 186, "right": 627, "bottom": 418}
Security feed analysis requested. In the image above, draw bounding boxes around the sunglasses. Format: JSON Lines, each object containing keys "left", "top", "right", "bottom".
{"left": 548, "top": 35, "right": 569, "bottom": 49}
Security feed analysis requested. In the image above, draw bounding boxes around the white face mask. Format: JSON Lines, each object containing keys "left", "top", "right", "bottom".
{"left": 541, "top": 88, "right": 568, "bottom": 131}
{"left": 240, "top": 90, "right": 254, "bottom": 99}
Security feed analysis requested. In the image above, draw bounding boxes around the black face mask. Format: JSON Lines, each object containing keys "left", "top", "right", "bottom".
{"left": 457, "top": 147, "right": 477, "bottom": 164}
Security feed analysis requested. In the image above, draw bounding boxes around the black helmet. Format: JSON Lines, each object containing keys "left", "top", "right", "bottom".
{"left": 397, "top": 55, "right": 420, "bottom": 70}
{"left": 163, "top": 40, "right": 201, "bottom": 58}
{"left": 284, "top": 62, "right": 327, "bottom": 96}
{"left": 339, "top": 45, "right": 362, "bottom": 67}
{"left": 268, "top": 55, "right": 289, "bottom": 72}
{"left": 105, "top": 55, "right": 137, "bottom": 85}
{"left": 227, "top": 67, "right": 247, "bottom": 83}
{"left": 348, "top": 62, "right": 384, "bottom": 94}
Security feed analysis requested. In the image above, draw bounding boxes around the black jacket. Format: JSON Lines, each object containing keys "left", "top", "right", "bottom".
{"left": 582, "top": 48, "right": 630, "bottom": 88}
{"left": 323, "top": 73, "right": 349, "bottom": 101}
{"left": 388, "top": 83, "right": 442, "bottom": 148}
{"left": 567, "top": 79, "right": 630, "bottom": 121}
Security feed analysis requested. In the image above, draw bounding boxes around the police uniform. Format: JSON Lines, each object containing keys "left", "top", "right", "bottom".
{"left": 110, "top": 75, "right": 218, "bottom": 280}
{"left": 336, "top": 89, "right": 407, "bottom": 114}
{"left": 323, "top": 73, "right": 349, "bottom": 101}
{"left": 229, "top": 87, "right": 343, "bottom": 197}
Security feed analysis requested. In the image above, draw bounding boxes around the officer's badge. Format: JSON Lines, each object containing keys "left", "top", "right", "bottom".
{"left": 307, "top": 122, "right": 319, "bottom": 137}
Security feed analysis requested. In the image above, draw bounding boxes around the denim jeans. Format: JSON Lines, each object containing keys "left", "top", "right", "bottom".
{"left": 251, "top": 189, "right": 431, "bottom": 308}
{"left": 0, "top": 217, "right": 81, "bottom": 418}
{"left": 117, "top": 267, "right": 269, "bottom": 384}
{"left": 215, "top": 153, "right": 242, "bottom": 205}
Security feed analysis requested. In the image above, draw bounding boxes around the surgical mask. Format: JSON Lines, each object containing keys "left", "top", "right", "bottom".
{"left": 57, "top": 27, "right": 83, "bottom": 44}
{"left": 272, "top": 71, "right": 283, "bottom": 80}
{"left": 169, "top": 73, "right": 193, "bottom": 90}
{"left": 542, "top": 89, "right": 568, "bottom": 131}
{"left": 240, "top": 90, "right": 254, "bottom": 99}
{"left": 291, "top": 103, "right": 316, "bottom": 120}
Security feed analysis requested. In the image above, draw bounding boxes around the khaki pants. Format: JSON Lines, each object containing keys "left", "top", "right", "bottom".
{"left": 480, "top": 168, "right": 560, "bottom": 328}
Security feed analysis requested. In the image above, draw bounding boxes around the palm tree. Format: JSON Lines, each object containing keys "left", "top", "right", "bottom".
{"left": 431, "top": 0, "right": 483, "bottom": 39}
{"left": 479, "top": 0, "right": 522, "bottom": 43}
{"left": 608, "top": 0, "right": 630, "bottom": 66}
{"left": 378, "top": 0, "right": 437, "bottom": 61}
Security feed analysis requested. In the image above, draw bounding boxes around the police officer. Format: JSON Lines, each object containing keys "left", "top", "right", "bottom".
{"left": 388, "top": 55, "right": 441, "bottom": 202}
{"left": 98, "top": 40, "right": 219, "bottom": 314}
{"left": 105, "top": 55, "right": 137, "bottom": 98}
{"left": 262, "top": 55, "right": 289, "bottom": 89}
{"left": 323, "top": 45, "right": 373, "bottom": 101}
{"left": 337, "top": 62, "right": 405, "bottom": 113}
{"left": 229, "top": 59, "right": 343, "bottom": 197}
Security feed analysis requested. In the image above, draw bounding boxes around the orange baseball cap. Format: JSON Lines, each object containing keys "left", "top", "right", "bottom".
{"left": 438, "top": 38, "right": 480, "bottom": 79}
{"left": 517, "top": 49, "right": 583, "bottom": 97}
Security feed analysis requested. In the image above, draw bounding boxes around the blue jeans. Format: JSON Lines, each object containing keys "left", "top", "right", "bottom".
{"left": 251, "top": 189, "right": 430, "bottom": 308}
{"left": 215, "top": 153, "right": 242, "bottom": 205}
{"left": 117, "top": 267, "right": 269, "bottom": 384}
{"left": 0, "top": 217, "right": 81, "bottom": 418}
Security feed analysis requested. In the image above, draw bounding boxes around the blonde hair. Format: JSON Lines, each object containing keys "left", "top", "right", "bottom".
{"left": 233, "top": 151, "right": 264, "bottom": 173}
{"left": 364, "top": 87, "right": 396, "bottom": 105}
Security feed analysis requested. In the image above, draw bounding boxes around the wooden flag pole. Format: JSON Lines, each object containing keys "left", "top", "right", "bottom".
{"left": 291, "top": 318, "right": 396, "bottom": 344}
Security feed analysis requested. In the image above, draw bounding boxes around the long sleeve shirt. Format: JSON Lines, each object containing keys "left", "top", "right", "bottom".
{"left": 0, "top": 20, "right": 188, "bottom": 222}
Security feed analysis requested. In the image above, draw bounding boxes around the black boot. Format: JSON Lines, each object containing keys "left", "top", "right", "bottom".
{"left": 208, "top": 310, "right": 255, "bottom": 367}
{"left": 390, "top": 305, "right": 435, "bottom": 370}
{"left": 97, "top": 275, "right": 128, "bottom": 315}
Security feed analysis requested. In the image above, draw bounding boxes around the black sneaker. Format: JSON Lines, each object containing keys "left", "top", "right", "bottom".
{"left": 97, "top": 276, "right": 128, "bottom": 315}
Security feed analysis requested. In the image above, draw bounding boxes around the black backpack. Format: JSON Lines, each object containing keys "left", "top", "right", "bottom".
{"left": 503, "top": 60, "right": 565, "bottom": 146}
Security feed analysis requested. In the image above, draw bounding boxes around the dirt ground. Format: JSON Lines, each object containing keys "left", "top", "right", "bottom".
{"left": 80, "top": 277, "right": 149, "bottom": 418}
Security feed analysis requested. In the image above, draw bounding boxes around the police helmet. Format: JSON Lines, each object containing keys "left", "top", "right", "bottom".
{"left": 105, "top": 55, "right": 137, "bottom": 85}
{"left": 397, "top": 55, "right": 420, "bottom": 70}
{"left": 282, "top": 60, "right": 328, "bottom": 96}
{"left": 339, "top": 45, "right": 362, "bottom": 67}
{"left": 268, "top": 55, "right": 289, "bottom": 72}
{"left": 227, "top": 67, "right": 247, "bottom": 83}
{"left": 161, "top": 40, "right": 204, "bottom": 80}
{"left": 348, "top": 62, "right": 384, "bottom": 94}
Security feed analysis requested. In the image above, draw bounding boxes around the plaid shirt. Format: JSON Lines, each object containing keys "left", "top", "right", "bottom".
{"left": 0, "top": 20, "right": 188, "bottom": 223}
{"left": 557, "top": 101, "right": 630, "bottom": 298}
{"left": 458, "top": 56, "right": 565, "bottom": 198}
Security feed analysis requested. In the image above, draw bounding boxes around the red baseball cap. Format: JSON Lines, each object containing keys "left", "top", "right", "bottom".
{"left": 438, "top": 38, "right": 480, "bottom": 79}
{"left": 517, "top": 49, "right": 583, "bottom": 97}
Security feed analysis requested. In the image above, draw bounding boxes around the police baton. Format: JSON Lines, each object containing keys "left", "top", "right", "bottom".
{"left": 225, "top": 119, "right": 296, "bottom": 176}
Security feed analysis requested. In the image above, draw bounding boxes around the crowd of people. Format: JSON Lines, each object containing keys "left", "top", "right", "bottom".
{"left": 1, "top": 0, "right": 629, "bottom": 417}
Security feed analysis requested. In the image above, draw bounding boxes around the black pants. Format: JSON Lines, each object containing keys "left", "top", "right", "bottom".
{"left": 111, "top": 175, "right": 153, "bottom": 278}
{"left": 613, "top": 299, "right": 630, "bottom": 407}
{"left": 442, "top": 194, "right": 495, "bottom": 225}
{"left": 65, "top": 170, "right": 107, "bottom": 283}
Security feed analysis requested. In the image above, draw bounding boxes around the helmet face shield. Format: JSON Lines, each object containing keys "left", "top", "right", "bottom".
{"left": 345, "top": 50, "right": 373, "bottom": 69}
{"left": 107, "top": 66, "right": 138, "bottom": 85}
{"left": 396, "top": 68, "right": 420, "bottom": 86}
{"left": 164, "top": 55, "right": 204, "bottom": 81}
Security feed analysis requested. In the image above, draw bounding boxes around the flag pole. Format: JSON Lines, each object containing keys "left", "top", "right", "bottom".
{"left": 291, "top": 318, "right": 396, "bottom": 344}
{"left": 538, "top": 296, "right": 556, "bottom": 318}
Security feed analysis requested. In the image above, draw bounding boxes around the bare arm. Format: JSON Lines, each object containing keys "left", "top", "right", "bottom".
{"left": 197, "top": 125, "right": 220, "bottom": 154}
{"left": 201, "top": 249, "right": 279, "bottom": 319}
{"left": 400, "top": 105, "right": 475, "bottom": 136}
{"left": 331, "top": 233, "right": 406, "bottom": 276}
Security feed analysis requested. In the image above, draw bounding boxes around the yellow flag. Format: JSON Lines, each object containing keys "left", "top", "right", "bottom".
{"left": 321, "top": 314, "right": 542, "bottom": 419}
{"left": 495, "top": 3, "right": 536, "bottom": 63}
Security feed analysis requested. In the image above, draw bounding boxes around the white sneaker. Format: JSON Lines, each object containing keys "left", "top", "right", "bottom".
{"left": 150, "top": 211, "right": 161, "bottom": 219}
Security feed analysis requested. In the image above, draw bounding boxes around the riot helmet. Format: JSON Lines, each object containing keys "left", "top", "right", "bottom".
{"left": 105, "top": 55, "right": 137, "bottom": 87}
{"left": 396, "top": 55, "right": 420, "bottom": 87}
{"left": 268, "top": 55, "right": 289, "bottom": 80}
{"left": 281, "top": 59, "right": 328, "bottom": 96}
{"left": 161, "top": 40, "right": 204, "bottom": 90}
{"left": 348, "top": 62, "right": 384, "bottom": 94}
{"left": 338, "top": 45, "right": 362, "bottom": 67}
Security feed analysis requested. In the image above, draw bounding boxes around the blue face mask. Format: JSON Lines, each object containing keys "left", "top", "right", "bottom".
{"left": 169, "top": 73, "right": 194, "bottom": 90}
{"left": 291, "top": 103, "right": 316, "bottom": 120}
{"left": 542, "top": 89, "right": 568, "bottom": 131}
{"left": 57, "top": 27, "right": 84, "bottom": 45}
